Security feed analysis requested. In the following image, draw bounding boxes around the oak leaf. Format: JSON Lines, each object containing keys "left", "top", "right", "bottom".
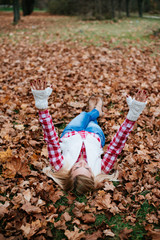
{"left": 62, "top": 212, "right": 72, "bottom": 222}
{"left": 119, "top": 227, "right": 133, "bottom": 240}
{"left": 22, "top": 201, "right": 41, "bottom": 214}
{"left": 85, "top": 230, "right": 102, "bottom": 240}
{"left": 0, "top": 147, "right": 12, "bottom": 163}
{"left": 65, "top": 226, "right": 85, "bottom": 240}
{"left": 2, "top": 156, "right": 21, "bottom": 178}
{"left": 0, "top": 201, "right": 9, "bottom": 218}
{"left": 81, "top": 213, "right": 96, "bottom": 223}
{"left": 103, "top": 229, "right": 115, "bottom": 237}
{"left": 104, "top": 181, "right": 115, "bottom": 191}
{"left": 72, "top": 202, "right": 85, "bottom": 218}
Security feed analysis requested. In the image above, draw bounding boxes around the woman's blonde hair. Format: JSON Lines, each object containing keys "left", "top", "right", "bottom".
{"left": 43, "top": 166, "right": 118, "bottom": 195}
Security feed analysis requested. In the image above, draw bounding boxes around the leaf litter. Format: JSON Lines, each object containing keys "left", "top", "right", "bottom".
{"left": 0, "top": 13, "right": 160, "bottom": 240}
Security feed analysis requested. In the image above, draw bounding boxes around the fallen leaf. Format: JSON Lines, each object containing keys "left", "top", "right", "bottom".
{"left": 104, "top": 181, "right": 115, "bottom": 191}
{"left": 22, "top": 202, "right": 41, "bottom": 214}
{"left": 85, "top": 230, "right": 102, "bottom": 240}
{"left": 0, "top": 201, "right": 9, "bottom": 218}
{"left": 119, "top": 227, "right": 133, "bottom": 240}
{"left": 23, "top": 189, "right": 32, "bottom": 202}
{"left": 14, "top": 124, "right": 25, "bottom": 130}
{"left": 72, "top": 202, "right": 85, "bottom": 218}
{"left": 65, "top": 226, "right": 85, "bottom": 240}
{"left": 68, "top": 101, "right": 85, "bottom": 108}
{"left": 2, "top": 156, "right": 22, "bottom": 178}
{"left": 103, "top": 228, "right": 115, "bottom": 237}
{"left": 125, "top": 182, "right": 133, "bottom": 193}
{"left": 61, "top": 212, "right": 72, "bottom": 222}
{"left": 0, "top": 147, "right": 12, "bottom": 163}
{"left": 81, "top": 213, "right": 96, "bottom": 223}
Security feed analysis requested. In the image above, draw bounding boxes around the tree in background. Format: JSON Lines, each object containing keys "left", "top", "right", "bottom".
{"left": 118, "top": 0, "right": 122, "bottom": 18}
{"left": 47, "top": 0, "right": 160, "bottom": 18}
{"left": 22, "top": 0, "right": 35, "bottom": 16}
{"left": 125, "top": 0, "right": 130, "bottom": 17}
{"left": 13, "top": 0, "right": 20, "bottom": 24}
{"left": 137, "top": 0, "right": 144, "bottom": 17}
{"left": 110, "top": 0, "right": 115, "bottom": 19}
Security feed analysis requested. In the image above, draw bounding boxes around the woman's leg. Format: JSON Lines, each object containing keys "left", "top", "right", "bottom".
{"left": 61, "top": 109, "right": 99, "bottom": 138}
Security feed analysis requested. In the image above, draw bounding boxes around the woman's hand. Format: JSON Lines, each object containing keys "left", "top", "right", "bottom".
{"left": 126, "top": 90, "right": 148, "bottom": 121}
{"left": 31, "top": 79, "right": 46, "bottom": 90}
{"left": 31, "top": 80, "right": 52, "bottom": 110}
{"left": 134, "top": 90, "right": 148, "bottom": 102}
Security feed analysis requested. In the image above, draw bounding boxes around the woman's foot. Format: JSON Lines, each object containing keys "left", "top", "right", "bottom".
{"left": 88, "top": 96, "right": 97, "bottom": 112}
{"left": 95, "top": 97, "right": 103, "bottom": 116}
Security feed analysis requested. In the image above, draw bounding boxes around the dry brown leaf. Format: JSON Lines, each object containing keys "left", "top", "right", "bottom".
{"left": 95, "top": 193, "right": 112, "bottom": 210}
{"left": 85, "top": 230, "right": 102, "bottom": 240}
{"left": 41, "top": 146, "right": 48, "bottom": 158}
{"left": 68, "top": 101, "right": 86, "bottom": 108}
{"left": 81, "top": 213, "right": 96, "bottom": 223}
{"left": 23, "top": 189, "right": 32, "bottom": 202}
{"left": 146, "top": 227, "right": 160, "bottom": 240}
{"left": 119, "top": 227, "right": 133, "bottom": 240}
{"left": 22, "top": 201, "right": 42, "bottom": 214}
{"left": 103, "top": 228, "right": 115, "bottom": 237}
{"left": 20, "top": 219, "right": 42, "bottom": 238}
{"left": 0, "top": 234, "right": 6, "bottom": 240}
{"left": 61, "top": 212, "right": 72, "bottom": 222}
{"left": 14, "top": 124, "right": 25, "bottom": 130}
{"left": 125, "top": 182, "right": 133, "bottom": 193}
{"left": 72, "top": 202, "right": 85, "bottom": 218}
{"left": 104, "top": 181, "right": 115, "bottom": 191}
{"left": 0, "top": 147, "right": 12, "bottom": 163}
{"left": 0, "top": 202, "right": 9, "bottom": 218}
{"left": 2, "top": 156, "right": 22, "bottom": 178}
{"left": 65, "top": 226, "right": 85, "bottom": 240}
{"left": 54, "top": 219, "right": 67, "bottom": 230}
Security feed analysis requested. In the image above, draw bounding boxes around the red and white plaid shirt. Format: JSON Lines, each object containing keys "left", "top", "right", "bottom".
{"left": 39, "top": 110, "right": 135, "bottom": 174}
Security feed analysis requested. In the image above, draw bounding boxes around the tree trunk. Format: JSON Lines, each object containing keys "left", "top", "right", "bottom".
{"left": 22, "top": 0, "right": 35, "bottom": 16}
{"left": 126, "top": 0, "right": 130, "bottom": 17}
{"left": 110, "top": 0, "right": 115, "bottom": 19}
{"left": 137, "top": 0, "right": 143, "bottom": 17}
{"left": 98, "top": 0, "right": 102, "bottom": 17}
{"left": 95, "top": 0, "right": 102, "bottom": 19}
{"left": 118, "top": 0, "right": 122, "bottom": 18}
{"left": 13, "top": 0, "right": 20, "bottom": 24}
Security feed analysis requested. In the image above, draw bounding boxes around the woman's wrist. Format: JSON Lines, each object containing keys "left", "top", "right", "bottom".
{"left": 39, "top": 108, "right": 48, "bottom": 111}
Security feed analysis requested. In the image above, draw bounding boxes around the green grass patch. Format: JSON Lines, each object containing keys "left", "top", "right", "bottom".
{"left": 48, "top": 223, "right": 67, "bottom": 240}
{"left": 54, "top": 195, "right": 68, "bottom": 208}
{"left": 136, "top": 200, "right": 157, "bottom": 221}
{"left": 155, "top": 171, "right": 160, "bottom": 182}
{"left": 1, "top": 14, "right": 159, "bottom": 53}
{"left": 0, "top": 7, "right": 13, "bottom": 11}
{"left": 94, "top": 200, "right": 157, "bottom": 240}
{"left": 56, "top": 122, "right": 66, "bottom": 130}
{"left": 139, "top": 190, "right": 151, "bottom": 196}
{"left": 95, "top": 213, "right": 108, "bottom": 226}
{"left": 74, "top": 194, "right": 88, "bottom": 203}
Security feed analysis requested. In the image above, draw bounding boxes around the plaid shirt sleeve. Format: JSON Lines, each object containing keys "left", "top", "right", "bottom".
{"left": 101, "top": 118, "right": 135, "bottom": 174}
{"left": 39, "top": 110, "right": 64, "bottom": 171}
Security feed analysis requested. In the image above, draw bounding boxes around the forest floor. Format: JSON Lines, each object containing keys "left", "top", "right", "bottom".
{"left": 0, "top": 12, "right": 160, "bottom": 240}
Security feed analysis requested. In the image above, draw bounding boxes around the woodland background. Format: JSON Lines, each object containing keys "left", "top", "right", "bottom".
{"left": 0, "top": 1, "right": 160, "bottom": 240}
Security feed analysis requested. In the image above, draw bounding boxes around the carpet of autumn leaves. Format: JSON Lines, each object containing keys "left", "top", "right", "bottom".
{"left": 0, "top": 12, "right": 160, "bottom": 240}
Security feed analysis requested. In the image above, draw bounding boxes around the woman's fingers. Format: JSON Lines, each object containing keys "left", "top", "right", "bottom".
{"left": 31, "top": 81, "right": 36, "bottom": 90}
{"left": 31, "top": 79, "right": 51, "bottom": 90}
{"left": 43, "top": 80, "right": 46, "bottom": 90}
{"left": 135, "top": 90, "right": 147, "bottom": 102}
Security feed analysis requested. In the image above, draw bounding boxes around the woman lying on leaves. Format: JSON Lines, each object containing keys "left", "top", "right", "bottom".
{"left": 31, "top": 80, "right": 147, "bottom": 195}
